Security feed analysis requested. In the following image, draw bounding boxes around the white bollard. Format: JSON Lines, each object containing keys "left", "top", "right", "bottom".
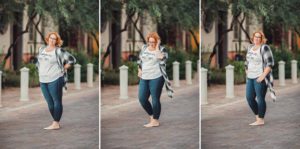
{"left": 74, "top": 64, "right": 81, "bottom": 89}
{"left": 0, "top": 71, "right": 2, "bottom": 107}
{"left": 185, "top": 60, "right": 192, "bottom": 85}
{"left": 201, "top": 68, "right": 208, "bottom": 105}
{"left": 20, "top": 67, "right": 29, "bottom": 101}
{"left": 87, "top": 63, "right": 94, "bottom": 87}
{"left": 119, "top": 65, "right": 128, "bottom": 99}
{"left": 279, "top": 61, "right": 285, "bottom": 86}
{"left": 291, "top": 60, "right": 298, "bottom": 84}
{"left": 173, "top": 61, "right": 180, "bottom": 87}
{"left": 225, "top": 65, "right": 234, "bottom": 98}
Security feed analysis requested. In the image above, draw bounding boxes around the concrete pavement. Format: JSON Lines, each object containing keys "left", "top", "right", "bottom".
{"left": 202, "top": 79, "right": 300, "bottom": 148}
{"left": 101, "top": 80, "right": 199, "bottom": 149}
{"left": 0, "top": 82, "right": 99, "bottom": 149}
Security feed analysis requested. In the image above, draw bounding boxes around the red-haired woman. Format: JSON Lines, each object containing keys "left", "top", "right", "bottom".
{"left": 35, "top": 32, "right": 76, "bottom": 130}
{"left": 137, "top": 32, "right": 173, "bottom": 127}
{"left": 245, "top": 31, "right": 275, "bottom": 126}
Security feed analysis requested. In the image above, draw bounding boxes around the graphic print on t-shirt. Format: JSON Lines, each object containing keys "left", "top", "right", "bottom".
{"left": 247, "top": 47, "right": 263, "bottom": 78}
{"left": 140, "top": 48, "right": 162, "bottom": 80}
{"left": 38, "top": 50, "right": 63, "bottom": 83}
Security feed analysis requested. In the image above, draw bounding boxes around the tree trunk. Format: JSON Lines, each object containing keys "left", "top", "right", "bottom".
{"left": 101, "top": 11, "right": 135, "bottom": 68}
{"left": 207, "top": 12, "right": 241, "bottom": 67}
{"left": 189, "top": 29, "right": 199, "bottom": 49}
{"left": 2, "top": 11, "right": 37, "bottom": 70}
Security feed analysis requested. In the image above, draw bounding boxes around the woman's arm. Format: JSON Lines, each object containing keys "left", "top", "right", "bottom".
{"left": 257, "top": 67, "right": 271, "bottom": 82}
{"left": 257, "top": 45, "right": 274, "bottom": 82}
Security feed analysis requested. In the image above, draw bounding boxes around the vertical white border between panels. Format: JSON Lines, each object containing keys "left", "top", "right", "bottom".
{"left": 199, "top": 0, "right": 202, "bottom": 148}
{"left": 99, "top": 0, "right": 101, "bottom": 148}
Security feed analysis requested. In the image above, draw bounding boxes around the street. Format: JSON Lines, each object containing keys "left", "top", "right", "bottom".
{"left": 101, "top": 85, "right": 199, "bottom": 149}
{"left": 202, "top": 84, "right": 300, "bottom": 149}
{"left": 0, "top": 88, "right": 99, "bottom": 149}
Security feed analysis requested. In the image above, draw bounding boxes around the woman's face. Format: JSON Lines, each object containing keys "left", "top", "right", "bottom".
{"left": 253, "top": 33, "right": 262, "bottom": 45}
{"left": 148, "top": 37, "right": 156, "bottom": 49}
{"left": 48, "top": 34, "right": 57, "bottom": 46}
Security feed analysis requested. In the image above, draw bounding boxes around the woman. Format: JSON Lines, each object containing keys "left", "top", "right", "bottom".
{"left": 245, "top": 31, "right": 275, "bottom": 126}
{"left": 36, "top": 32, "right": 76, "bottom": 130}
{"left": 137, "top": 32, "right": 173, "bottom": 128}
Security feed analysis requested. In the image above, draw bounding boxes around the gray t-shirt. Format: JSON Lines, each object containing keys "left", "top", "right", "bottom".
{"left": 141, "top": 48, "right": 162, "bottom": 80}
{"left": 246, "top": 46, "right": 263, "bottom": 79}
{"left": 38, "top": 49, "right": 64, "bottom": 83}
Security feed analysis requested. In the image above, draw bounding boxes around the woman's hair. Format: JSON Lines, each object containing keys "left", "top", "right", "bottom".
{"left": 251, "top": 31, "right": 267, "bottom": 44}
{"left": 146, "top": 32, "right": 160, "bottom": 43}
{"left": 45, "top": 32, "right": 63, "bottom": 47}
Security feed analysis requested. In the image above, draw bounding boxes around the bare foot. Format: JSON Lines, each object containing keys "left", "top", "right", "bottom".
{"left": 44, "top": 121, "right": 60, "bottom": 130}
{"left": 249, "top": 118, "right": 264, "bottom": 126}
{"left": 143, "top": 119, "right": 160, "bottom": 128}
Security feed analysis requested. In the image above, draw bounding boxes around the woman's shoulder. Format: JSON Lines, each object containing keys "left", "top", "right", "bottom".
{"left": 38, "top": 45, "right": 47, "bottom": 53}
{"left": 262, "top": 44, "right": 271, "bottom": 51}
{"left": 159, "top": 45, "right": 166, "bottom": 52}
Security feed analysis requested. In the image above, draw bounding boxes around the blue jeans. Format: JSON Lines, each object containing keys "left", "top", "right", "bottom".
{"left": 138, "top": 76, "right": 165, "bottom": 120}
{"left": 40, "top": 76, "right": 64, "bottom": 122}
{"left": 246, "top": 78, "right": 268, "bottom": 118}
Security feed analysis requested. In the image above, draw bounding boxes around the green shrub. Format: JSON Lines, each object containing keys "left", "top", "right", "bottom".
{"left": 271, "top": 45, "right": 293, "bottom": 79}
{"left": 229, "top": 61, "right": 246, "bottom": 84}
{"left": 21, "top": 63, "right": 40, "bottom": 87}
{"left": 209, "top": 68, "right": 226, "bottom": 84}
{"left": 102, "top": 69, "right": 119, "bottom": 85}
{"left": 66, "top": 48, "right": 96, "bottom": 82}
{"left": 2, "top": 70, "right": 20, "bottom": 87}
{"left": 207, "top": 61, "right": 246, "bottom": 85}
{"left": 2, "top": 63, "right": 39, "bottom": 87}
{"left": 102, "top": 61, "right": 140, "bottom": 85}
{"left": 92, "top": 50, "right": 99, "bottom": 74}
{"left": 122, "top": 61, "right": 139, "bottom": 85}
{"left": 166, "top": 47, "right": 198, "bottom": 80}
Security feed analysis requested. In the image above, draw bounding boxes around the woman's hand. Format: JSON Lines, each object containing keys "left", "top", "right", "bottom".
{"left": 64, "top": 63, "right": 71, "bottom": 71}
{"left": 138, "top": 68, "right": 142, "bottom": 78}
{"left": 256, "top": 74, "right": 265, "bottom": 83}
{"left": 257, "top": 67, "right": 271, "bottom": 83}
{"left": 156, "top": 51, "right": 164, "bottom": 60}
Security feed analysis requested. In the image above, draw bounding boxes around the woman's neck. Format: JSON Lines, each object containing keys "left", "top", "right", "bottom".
{"left": 46, "top": 45, "right": 56, "bottom": 52}
{"left": 148, "top": 46, "right": 156, "bottom": 51}
{"left": 254, "top": 43, "right": 261, "bottom": 47}
{"left": 48, "top": 45, "right": 55, "bottom": 48}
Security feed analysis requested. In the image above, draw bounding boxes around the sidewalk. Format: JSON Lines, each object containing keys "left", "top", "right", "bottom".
{"left": 202, "top": 79, "right": 300, "bottom": 110}
{"left": 0, "top": 78, "right": 99, "bottom": 114}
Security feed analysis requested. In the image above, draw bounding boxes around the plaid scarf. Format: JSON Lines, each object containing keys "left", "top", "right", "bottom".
{"left": 245, "top": 44, "right": 276, "bottom": 101}
{"left": 137, "top": 45, "right": 174, "bottom": 98}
